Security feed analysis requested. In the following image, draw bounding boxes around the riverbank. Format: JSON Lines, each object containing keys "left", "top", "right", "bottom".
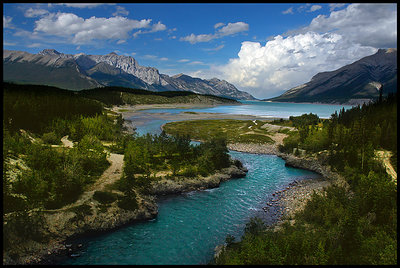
{"left": 225, "top": 142, "right": 348, "bottom": 231}
{"left": 3, "top": 161, "right": 248, "bottom": 265}
{"left": 266, "top": 177, "right": 332, "bottom": 231}
{"left": 148, "top": 110, "right": 343, "bottom": 231}
{"left": 119, "top": 106, "right": 345, "bottom": 240}
{"left": 4, "top": 104, "right": 341, "bottom": 265}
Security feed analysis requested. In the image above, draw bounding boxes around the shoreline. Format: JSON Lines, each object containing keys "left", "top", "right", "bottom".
{"left": 5, "top": 103, "right": 341, "bottom": 265}
{"left": 118, "top": 103, "right": 342, "bottom": 228}
{"left": 114, "top": 103, "right": 284, "bottom": 124}
{"left": 3, "top": 162, "right": 248, "bottom": 265}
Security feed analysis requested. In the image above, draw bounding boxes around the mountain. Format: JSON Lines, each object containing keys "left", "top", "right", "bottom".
{"left": 3, "top": 49, "right": 255, "bottom": 100}
{"left": 266, "top": 48, "right": 397, "bottom": 105}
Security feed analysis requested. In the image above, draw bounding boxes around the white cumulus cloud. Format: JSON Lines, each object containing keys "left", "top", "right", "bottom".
{"left": 33, "top": 12, "right": 152, "bottom": 44}
{"left": 200, "top": 32, "right": 377, "bottom": 99}
{"left": 304, "top": 3, "right": 397, "bottom": 48}
{"left": 191, "top": 3, "right": 396, "bottom": 99}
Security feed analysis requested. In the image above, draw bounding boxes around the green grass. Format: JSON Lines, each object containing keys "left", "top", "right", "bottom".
{"left": 163, "top": 119, "right": 274, "bottom": 144}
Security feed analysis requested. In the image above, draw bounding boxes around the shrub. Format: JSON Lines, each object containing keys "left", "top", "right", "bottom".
{"left": 233, "top": 159, "right": 243, "bottom": 169}
{"left": 117, "top": 194, "right": 138, "bottom": 211}
{"left": 41, "top": 131, "right": 60, "bottom": 145}
{"left": 93, "top": 191, "right": 118, "bottom": 204}
{"left": 180, "top": 165, "right": 198, "bottom": 177}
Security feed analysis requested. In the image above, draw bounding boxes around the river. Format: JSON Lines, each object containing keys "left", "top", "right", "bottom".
{"left": 62, "top": 101, "right": 351, "bottom": 265}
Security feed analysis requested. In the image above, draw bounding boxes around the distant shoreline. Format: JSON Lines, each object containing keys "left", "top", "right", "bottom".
{"left": 258, "top": 99, "right": 366, "bottom": 107}
{"left": 114, "top": 104, "right": 283, "bottom": 131}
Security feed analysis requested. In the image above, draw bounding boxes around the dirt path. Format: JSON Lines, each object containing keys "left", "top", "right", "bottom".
{"left": 59, "top": 136, "right": 124, "bottom": 193}
{"left": 375, "top": 150, "right": 397, "bottom": 184}
{"left": 88, "top": 153, "right": 124, "bottom": 192}
{"left": 41, "top": 136, "right": 125, "bottom": 212}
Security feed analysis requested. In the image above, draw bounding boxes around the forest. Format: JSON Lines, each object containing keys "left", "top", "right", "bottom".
{"left": 3, "top": 82, "right": 232, "bottom": 217}
{"left": 3, "top": 83, "right": 117, "bottom": 212}
{"left": 215, "top": 93, "right": 397, "bottom": 265}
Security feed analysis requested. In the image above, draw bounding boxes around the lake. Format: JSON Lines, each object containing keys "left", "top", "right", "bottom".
{"left": 131, "top": 100, "right": 353, "bottom": 135}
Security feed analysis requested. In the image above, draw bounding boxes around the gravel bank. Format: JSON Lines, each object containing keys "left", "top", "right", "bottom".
{"left": 266, "top": 177, "right": 331, "bottom": 231}
{"left": 226, "top": 142, "right": 346, "bottom": 231}
{"left": 228, "top": 143, "right": 279, "bottom": 155}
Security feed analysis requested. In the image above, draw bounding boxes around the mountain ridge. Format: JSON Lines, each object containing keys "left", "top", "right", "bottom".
{"left": 3, "top": 49, "right": 255, "bottom": 100}
{"left": 266, "top": 48, "right": 397, "bottom": 105}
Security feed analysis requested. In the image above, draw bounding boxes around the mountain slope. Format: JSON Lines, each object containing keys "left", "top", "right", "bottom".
{"left": 267, "top": 49, "right": 397, "bottom": 104}
{"left": 3, "top": 50, "right": 100, "bottom": 90}
{"left": 3, "top": 49, "right": 255, "bottom": 100}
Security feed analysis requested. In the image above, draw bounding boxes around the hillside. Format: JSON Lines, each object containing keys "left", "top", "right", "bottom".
{"left": 267, "top": 49, "right": 397, "bottom": 104}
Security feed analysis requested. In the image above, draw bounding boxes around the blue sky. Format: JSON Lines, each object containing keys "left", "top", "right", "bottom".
{"left": 3, "top": 3, "right": 397, "bottom": 98}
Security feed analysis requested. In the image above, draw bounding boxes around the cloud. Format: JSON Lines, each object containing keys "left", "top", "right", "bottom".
{"left": 4, "top": 41, "right": 17, "bottom": 46}
{"left": 141, "top": 54, "right": 168, "bottom": 62}
{"left": 151, "top": 21, "right": 167, "bottom": 32}
{"left": 308, "top": 5, "right": 322, "bottom": 12}
{"left": 33, "top": 12, "right": 152, "bottom": 44}
{"left": 60, "top": 4, "right": 107, "bottom": 9}
{"left": 214, "top": 22, "right": 225, "bottom": 29}
{"left": 27, "top": 42, "right": 42, "bottom": 48}
{"left": 24, "top": 8, "right": 49, "bottom": 18}
{"left": 180, "top": 33, "right": 215, "bottom": 44}
{"left": 3, "top": 16, "right": 13, "bottom": 28}
{"left": 329, "top": 3, "right": 346, "bottom": 11}
{"left": 143, "top": 54, "right": 158, "bottom": 60}
{"left": 178, "top": 59, "right": 190, "bottom": 63}
{"left": 188, "top": 3, "right": 395, "bottom": 98}
{"left": 196, "top": 32, "right": 377, "bottom": 99}
{"left": 132, "top": 30, "right": 143, "bottom": 39}
{"left": 188, "top": 61, "right": 205, "bottom": 65}
{"left": 133, "top": 21, "right": 167, "bottom": 38}
{"left": 180, "top": 21, "right": 249, "bottom": 44}
{"left": 203, "top": 44, "right": 225, "bottom": 51}
{"left": 112, "top": 6, "right": 129, "bottom": 16}
{"left": 304, "top": 3, "right": 397, "bottom": 48}
{"left": 282, "top": 7, "right": 294, "bottom": 15}
{"left": 217, "top": 22, "right": 249, "bottom": 36}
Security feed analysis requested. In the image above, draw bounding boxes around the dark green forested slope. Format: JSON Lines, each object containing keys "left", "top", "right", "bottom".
{"left": 215, "top": 94, "right": 397, "bottom": 265}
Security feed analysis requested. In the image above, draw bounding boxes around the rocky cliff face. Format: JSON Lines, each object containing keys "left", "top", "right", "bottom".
{"left": 267, "top": 48, "right": 397, "bottom": 104}
{"left": 3, "top": 49, "right": 255, "bottom": 100}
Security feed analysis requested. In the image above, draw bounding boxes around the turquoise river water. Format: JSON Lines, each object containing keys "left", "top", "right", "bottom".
{"left": 62, "top": 101, "right": 351, "bottom": 265}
